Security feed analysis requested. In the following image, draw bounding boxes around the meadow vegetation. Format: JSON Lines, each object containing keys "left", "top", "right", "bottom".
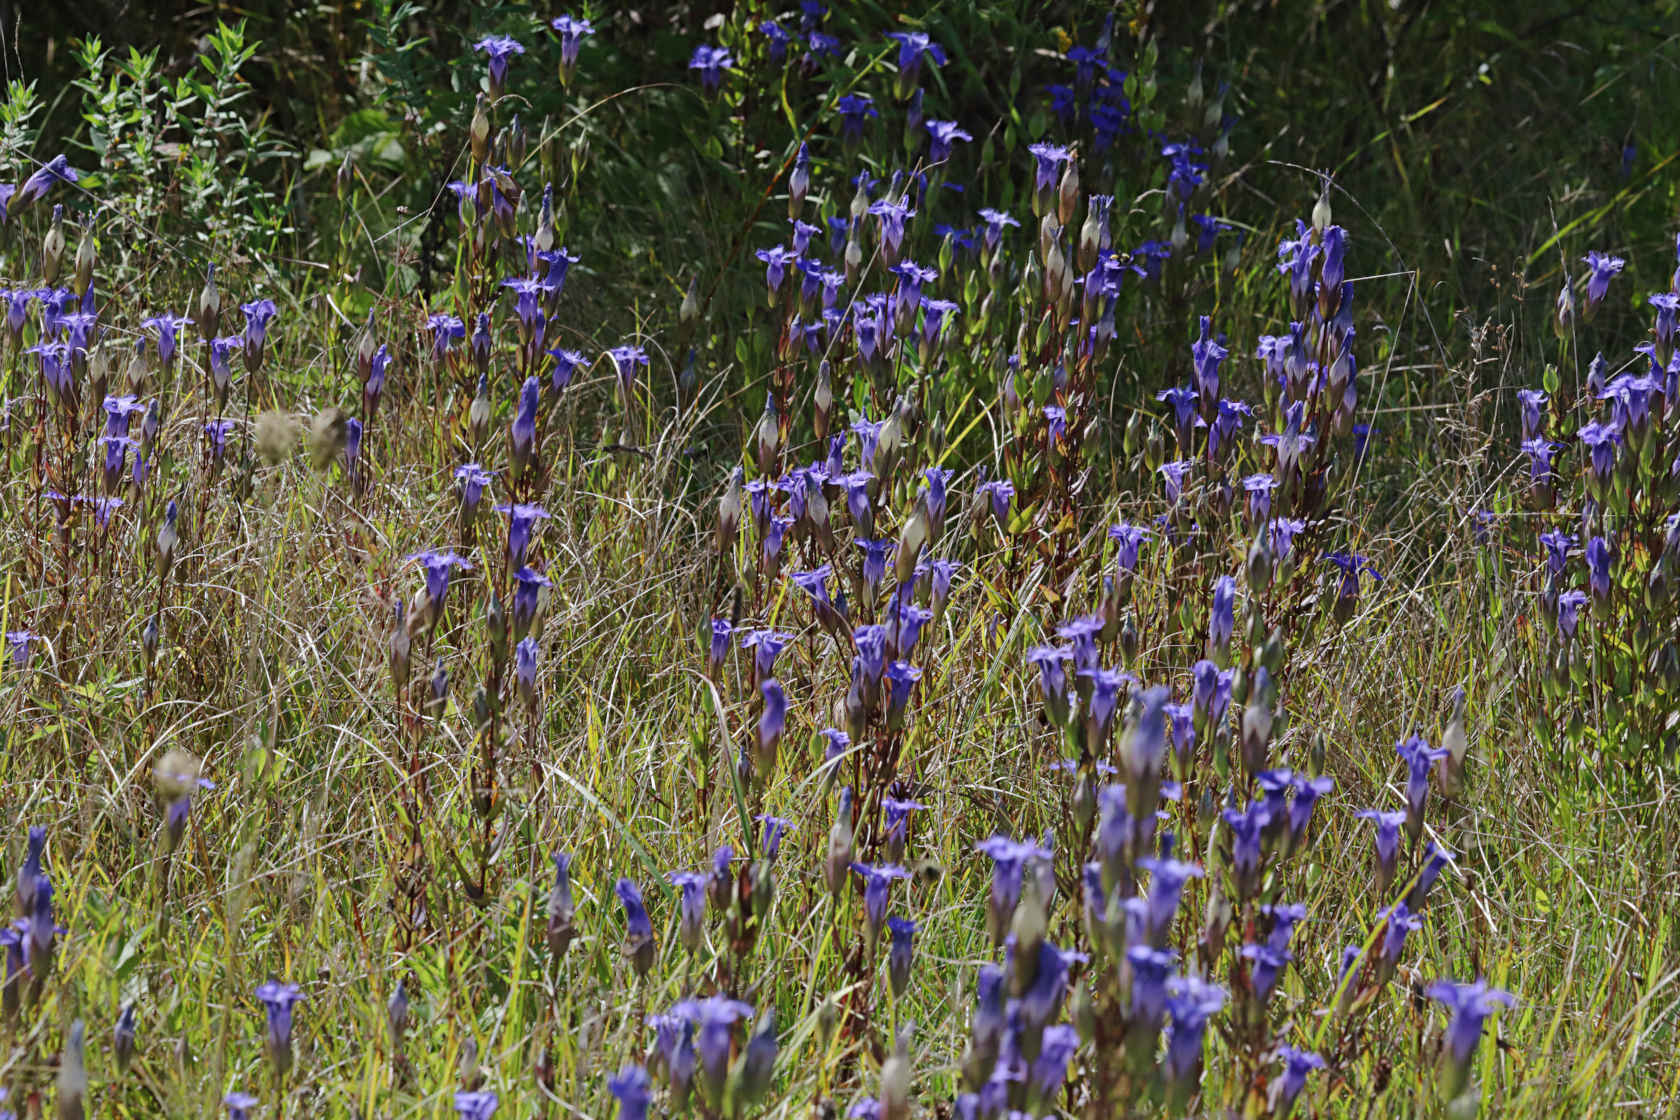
{"left": 0, "top": 3, "right": 1678, "bottom": 1117}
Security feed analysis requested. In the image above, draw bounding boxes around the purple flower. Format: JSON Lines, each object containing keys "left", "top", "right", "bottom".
{"left": 1191, "top": 316, "right": 1228, "bottom": 405}
{"left": 1241, "top": 940, "right": 1293, "bottom": 1003}
{"left": 742, "top": 628, "right": 794, "bottom": 679}
{"left": 1585, "top": 535, "right": 1613, "bottom": 601}
{"left": 605, "top": 344, "right": 649, "bottom": 396}
{"left": 511, "top": 565, "right": 551, "bottom": 630}
{"left": 819, "top": 727, "right": 850, "bottom": 781}
{"left": 1137, "top": 856, "right": 1203, "bottom": 942}
{"left": 1028, "top": 645, "right": 1071, "bottom": 721}
{"left": 1164, "top": 976, "right": 1227, "bottom": 1084}
{"left": 224, "top": 1092, "right": 260, "bottom": 1120}
{"left": 546, "top": 347, "right": 586, "bottom": 394}
{"left": 760, "top": 18, "right": 794, "bottom": 63}
{"left": 758, "top": 814, "right": 791, "bottom": 861}
{"left": 1209, "top": 398, "right": 1252, "bottom": 459}
{"left": 1268, "top": 517, "right": 1307, "bottom": 566}
{"left": 1652, "top": 292, "right": 1679, "bottom": 345}
{"left": 836, "top": 94, "right": 879, "bottom": 142}
{"left": 1409, "top": 841, "right": 1456, "bottom": 911}
{"left": 757, "top": 245, "right": 796, "bottom": 297}
{"left": 857, "top": 538, "right": 896, "bottom": 589}
{"left": 887, "top": 30, "right": 947, "bottom": 80}
{"left": 454, "top": 1090, "right": 499, "bottom": 1120}
{"left": 207, "top": 335, "right": 240, "bottom": 394}
{"left": 688, "top": 45, "right": 734, "bottom": 95}
{"left": 254, "top": 980, "right": 304, "bottom": 1072}
{"left": 1209, "top": 575, "right": 1236, "bottom": 652}
{"left": 1521, "top": 438, "right": 1560, "bottom": 486}
{"left": 537, "top": 247, "right": 580, "bottom": 301}
{"left": 1192, "top": 659, "right": 1233, "bottom": 728}
{"left": 1326, "top": 550, "right": 1381, "bottom": 609}
{"left": 616, "top": 877, "right": 655, "bottom": 974}
{"left": 1222, "top": 800, "right": 1270, "bottom": 882}
{"left": 204, "top": 421, "right": 234, "bottom": 461}
{"left": 1027, "top": 143, "right": 1071, "bottom": 194}
{"left": 881, "top": 796, "right": 925, "bottom": 858}
{"left": 1102, "top": 522, "right": 1149, "bottom": 574}
{"left": 667, "top": 871, "right": 709, "bottom": 952}
{"left": 6, "top": 630, "right": 35, "bottom": 669}
{"left": 977, "top": 208, "right": 1019, "bottom": 253}
{"left": 551, "top": 15, "right": 594, "bottom": 73}
{"left": 853, "top": 624, "right": 888, "bottom": 685}
{"left": 892, "top": 601, "right": 933, "bottom": 657}
{"left": 143, "top": 313, "right": 190, "bottom": 366}
{"left": 1159, "top": 459, "right": 1193, "bottom": 504}
{"left": 1580, "top": 250, "right": 1624, "bottom": 306}
{"left": 867, "top": 197, "right": 916, "bottom": 256}
{"left": 887, "top": 916, "right": 916, "bottom": 994}
{"left": 1426, "top": 978, "right": 1515, "bottom": 1074}
{"left": 1163, "top": 140, "right": 1208, "bottom": 202}
{"left": 977, "top": 478, "right": 1014, "bottom": 525}
{"left": 1127, "top": 944, "right": 1177, "bottom": 1026}
{"left": 974, "top": 835, "right": 1049, "bottom": 933}
{"left": 474, "top": 35, "right": 524, "bottom": 93}
{"left": 1128, "top": 685, "right": 1169, "bottom": 789}
{"left": 493, "top": 502, "right": 551, "bottom": 566}
{"left": 1397, "top": 734, "right": 1448, "bottom": 831}
{"left": 515, "top": 635, "right": 539, "bottom": 697}
{"left": 758, "top": 678, "right": 787, "bottom": 759}
{"left": 102, "top": 393, "right": 142, "bottom": 437}
{"left": 510, "top": 374, "right": 540, "bottom": 459}
{"left": 1379, "top": 901, "right": 1423, "bottom": 967}
{"left": 925, "top": 119, "right": 972, "bottom": 163}
{"left": 883, "top": 660, "right": 922, "bottom": 724}
{"left": 1030, "top": 1023, "right": 1080, "bottom": 1102}
{"left": 1019, "top": 940, "right": 1084, "bottom": 1029}
{"left": 16, "top": 155, "right": 79, "bottom": 207}
{"left": 1517, "top": 389, "right": 1548, "bottom": 441}
{"left": 428, "top": 313, "right": 466, "bottom": 359}
{"left": 791, "top": 565, "right": 833, "bottom": 614}
{"left": 1272, "top": 1047, "right": 1326, "bottom": 1115}
{"left": 1357, "top": 808, "right": 1406, "bottom": 880}
{"left": 1556, "top": 588, "right": 1587, "bottom": 640}
{"left": 407, "top": 549, "right": 472, "bottom": 612}
{"left": 1044, "top": 405, "right": 1068, "bottom": 444}
{"left": 472, "top": 312, "right": 492, "bottom": 367}
{"left": 1320, "top": 225, "right": 1348, "bottom": 291}
{"left": 1539, "top": 529, "right": 1574, "bottom": 576}
{"left": 607, "top": 1065, "right": 653, "bottom": 1120}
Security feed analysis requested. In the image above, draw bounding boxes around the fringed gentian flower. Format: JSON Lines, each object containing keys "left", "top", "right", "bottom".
{"left": 886, "top": 31, "right": 946, "bottom": 97}
{"left": 607, "top": 1065, "right": 653, "bottom": 1120}
{"left": 1580, "top": 250, "right": 1624, "bottom": 308}
{"left": 253, "top": 980, "right": 304, "bottom": 1075}
{"left": 616, "top": 877, "right": 656, "bottom": 977}
{"left": 1164, "top": 976, "right": 1227, "bottom": 1086}
{"left": 887, "top": 916, "right": 916, "bottom": 995}
{"left": 605, "top": 344, "right": 648, "bottom": 400}
{"left": 455, "top": 1090, "right": 499, "bottom": 1120}
{"left": 1270, "top": 1046, "right": 1326, "bottom": 1117}
{"left": 1426, "top": 978, "right": 1515, "bottom": 1100}
{"left": 667, "top": 871, "right": 709, "bottom": 953}
{"left": 688, "top": 45, "right": 734, "bottom": 95}
{"left": 925, "top": 120, "right": 972, "bottom": 163}
{"left": 494, "top": 502, "right": 551, "bottom": 566}
{"left": 551, "top": 15, "right": 594, "bottom": 83}
{"left": 474, "top": 35, "right": 525, "bottom": 96}
{"left": 16, "top": 155, "right": 79, "bottom": 208}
